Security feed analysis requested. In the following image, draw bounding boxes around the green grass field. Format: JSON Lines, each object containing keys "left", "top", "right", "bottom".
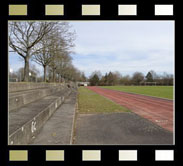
{"left": 101, "top": 86, "right": 173, "bottom": 99}
{"left": 78, "top": 87, "right": 130, "bottom": 113}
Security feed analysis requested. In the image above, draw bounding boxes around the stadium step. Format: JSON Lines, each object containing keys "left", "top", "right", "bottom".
{"left": 31, "top": 91, "right": 77, "bottom": 145}
{"left": 9, "top": 88, "right": 72, "bottom": 145}
{"left": 9, "top": 82, "right": 61, "bottom": 92}
{"left": 9, "top": 86, "right": 65, "bottom": 111}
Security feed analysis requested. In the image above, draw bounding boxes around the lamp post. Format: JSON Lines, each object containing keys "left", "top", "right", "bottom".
{"left": 9, "top": 68, "right": 13, "bottom": 82}
{"left": 29, "top": 72, "right": 31, "bottom": 82}
{"left": 10, "top": 68, "right": 13, "bottom": 73}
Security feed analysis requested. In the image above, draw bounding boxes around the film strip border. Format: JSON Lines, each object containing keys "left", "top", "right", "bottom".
{"left": 6, "top": 1, "right": 175, "bottom": 19}
{"left": 7, "top": 149, "right": 175, "bottom": 162}
{"left": 8, "top": 4, "right": 174, "bottom": 16}
{"left": 3, "top": 1, "right": 178, "bottom": 166}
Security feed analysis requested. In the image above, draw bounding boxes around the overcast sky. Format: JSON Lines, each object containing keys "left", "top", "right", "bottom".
{"left": 9, "top": 21, "right": 174, "bottom": 77}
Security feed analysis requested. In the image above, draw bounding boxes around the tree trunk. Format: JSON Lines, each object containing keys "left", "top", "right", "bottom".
{"left": 23, "top": 56, "right": 30, "bottom": 82}
{"left": 43, "top": 65, "right": 47, "bottom": 82}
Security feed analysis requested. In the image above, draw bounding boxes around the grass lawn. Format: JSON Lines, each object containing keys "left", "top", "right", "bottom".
{"left": 78, "top": 87, "right": 130, "bottom": 114}
{"left": 101, "top": 86, "right": 173, "bottom": 100}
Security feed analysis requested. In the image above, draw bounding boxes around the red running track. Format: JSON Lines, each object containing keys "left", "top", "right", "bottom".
{"left": 87, "top": 86, "right": 173, "bottom": 132}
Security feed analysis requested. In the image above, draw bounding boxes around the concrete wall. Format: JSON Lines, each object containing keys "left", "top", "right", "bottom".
{"left": 9, "top": 82, "right": 64, "bottom": 93}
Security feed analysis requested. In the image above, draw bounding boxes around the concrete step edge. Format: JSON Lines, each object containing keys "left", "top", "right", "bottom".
{"left": 9, "top": 90, "right": 71, "bottom": 145}
{"left": 9, "top": 86, "right": 66, "bottom": 112}
{"left": 9, "top": 83, "right": 65, "bottom": 93}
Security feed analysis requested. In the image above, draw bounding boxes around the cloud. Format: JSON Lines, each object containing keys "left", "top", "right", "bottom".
{"left": 70, "top": 21, "right": 174, "bottom": 76}
{"left": 72, "top": 48, "right": 174, "bottom": 77}
{"left": 71, "top": 21, "right": 174, "bottom": 55}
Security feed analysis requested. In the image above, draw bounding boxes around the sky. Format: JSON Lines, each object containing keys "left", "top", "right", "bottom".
{"left": 9, "top": 21, "right": 174, "bottom": 77}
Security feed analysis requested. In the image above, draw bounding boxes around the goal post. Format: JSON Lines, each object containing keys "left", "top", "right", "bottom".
{"left": 140, "top": 82, "right": 157, "bottom": 86}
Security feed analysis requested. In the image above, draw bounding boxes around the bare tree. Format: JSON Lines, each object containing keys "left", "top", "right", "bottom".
{"left": 132, "top": 72, "right": 144, "bottom": 85}
{"left": 90, "top": 71, "right": 102, "bottom": 80}
{"left": 47, "top": 39, "right": 70, "bottom": 82}
{"left": 32, "top": 22, "right": 75, "bottom": 82}
{"left": 119, "top": 75, "right": 131, "bottom": 85}
{"left": 56, "top": 53, "right": 73, "bottom": 82}
{"left": 9, "top": 21, "right": 56, "bottom": 81}
{"left": 32, "top": 32, "right": 56, "bottom": 82}
{"left": 48, "top": 47, "right": 61, "bottom": 82}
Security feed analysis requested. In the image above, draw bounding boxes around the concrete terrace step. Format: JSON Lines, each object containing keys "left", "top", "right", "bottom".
{"left": 31, "top": 91, "right": 77, "bottom": 145}
{"left": 9, "top": 82, "right": 62, "bottom": 92}
{"left": 9, "top": 86, "right": 65, "bottom": 111}
{"left": 9, "top": 89, "right": 71, "bottom": 145}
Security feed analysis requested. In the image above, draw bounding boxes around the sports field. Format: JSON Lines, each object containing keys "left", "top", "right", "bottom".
{"left": 101, "top": 86, "right": 173, "bottom": 99}
{"left": 78, "top": 87, "right": 130, "bottom": 113}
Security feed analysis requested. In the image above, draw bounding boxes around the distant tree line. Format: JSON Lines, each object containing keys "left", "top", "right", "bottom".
{"left": 9, "top": 21, "right": 86, "bottom": 83}
{"left": 89, "top": 70, "right": 174, "bottom": 86}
